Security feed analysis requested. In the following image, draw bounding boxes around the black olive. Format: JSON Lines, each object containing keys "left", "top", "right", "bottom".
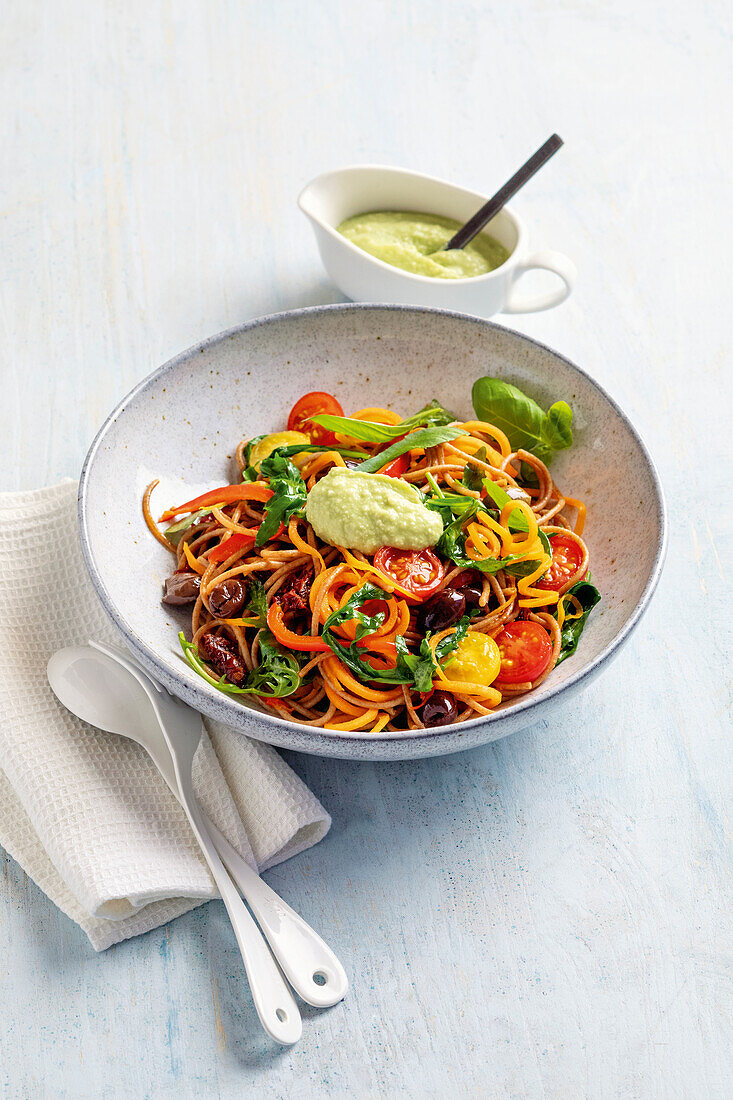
{"left": 162, "top": 572, "right": 201, "bottom": 606}
{"left": 209, "top": 578, "right": 247, "bottom": 618}
{"left": 459, "top": 582, "right": 483, "bottom": 611}
{"left": 421, "top": 690, "right": 458, "bottom": 728}
{"left": 452, "top": 571, "right": 484, "bottom": 611}
{"left": 416, "top": 588, "right": 466, "bottom": 633}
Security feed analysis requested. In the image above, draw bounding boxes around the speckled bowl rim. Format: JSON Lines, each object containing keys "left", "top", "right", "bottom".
{"left": 78, "top": 303, "right": 667, "bottom": 753}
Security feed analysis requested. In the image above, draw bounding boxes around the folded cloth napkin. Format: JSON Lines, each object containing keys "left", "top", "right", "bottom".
{"left": 0, "top": 481, "right": 330, "bottom": 951}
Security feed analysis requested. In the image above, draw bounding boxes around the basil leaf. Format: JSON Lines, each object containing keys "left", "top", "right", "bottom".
{"left": 164, "top": 507, "right": 215, "bottom": 546}
{"left": 307, "top": 415, "right": 405, "bottom": 443}
{"left": 555, "top": 581, "right": 601, "bottom": 666}
{"left": 502, "top": 558, "right": 544, "bottom": 578}
{"left": 462, "top": 446, "right": 487, "bottom": 492}
{"left": 472, "top": 378, "right": 573, "bottom": 462}
{"left": 256, "top": 452, "right": 307, "bottom": 546}
{"left": 543, "top": 401, "right": 574, "bottom": 452}
{"left": 400, "top": 399, "right": 458, "bottom": 430}
{"left": 357, "top": 425, "right": 464, "bottom": 474}
{"left": 537, "top": 528, "right": 552, "bottom": 555}
{"left": 309, "top": 399, "right": 456, "bottom": 444}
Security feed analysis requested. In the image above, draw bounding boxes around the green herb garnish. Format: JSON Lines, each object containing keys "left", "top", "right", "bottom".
{"left": 256, "top": 452, "right": 308, "bottom": 546}
{"left": 472, "top": 378, "right": 573, "bottom": 462}
{"left": 555, "top": 581, "right": 601, "bottom": 665}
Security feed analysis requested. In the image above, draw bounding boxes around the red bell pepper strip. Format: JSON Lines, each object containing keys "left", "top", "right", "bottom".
{"left": 206, "top": 533, "right": 256, "bottom": 564}
{"left": 160, "top": 483, "right": 273, "bottom": 521}
{"left": 379, "top": 453, "right": 410, "bottom": 477}
{"left": 207, "top": 521, "right": 286, "bottom": 564}
{"left": 266, "top": 603, "right": 330, "bottom": 652}
{"left": 377, "top": 433, "right": 409, "bottom": 477}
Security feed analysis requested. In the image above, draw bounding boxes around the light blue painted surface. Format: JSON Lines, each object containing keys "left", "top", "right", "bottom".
{"left": 1, "top": 2, "right": 731, "bottom": 1097}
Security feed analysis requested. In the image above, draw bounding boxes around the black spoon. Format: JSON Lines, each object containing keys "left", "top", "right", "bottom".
{"left": 438, "top": 134, "right": 563, "bottom": 253}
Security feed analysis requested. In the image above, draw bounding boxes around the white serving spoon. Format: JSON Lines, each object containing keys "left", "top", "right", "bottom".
{"left": 87, "top": 640, "right": 347, "bottom": 1009}
{"left": 47, "top": 644, "right": 301, "bottom": 1045}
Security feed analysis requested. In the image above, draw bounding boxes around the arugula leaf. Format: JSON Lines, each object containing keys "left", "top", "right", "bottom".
{"left": 241, "top": 435, "right": 266, "bottom": 482}
{"left": 243, "top": 578, "right": 268, "bottom": 628}
{"left": 256, "top": 452, "right": 308, "bottom": 546}
{"left": 271, "top": 442, "right": 366, "bottom": 460}
{"left": 309, "top": 399, "right": 456, "bottom": 443}
{"left": 425, "top": 493, "right": 479, "bottom": 522}
{"left": 179, "top": 628, "right": 300, "bottom": 698}
{"left": 164, "top": 507, "right": 216, "bottom": 546}
{"left": 320, "top": 585, "right": 409, "bottom": 683}
{"left": 434, "top": 617, "right": 470, "bottom": 661}
{"left": 555, "top": 581, "right": 601, "bottom": 665}
{"left": 472, "top": 378, "right": 573, "bottom": 462}
{"left": 394, "top": 617, "right": 470, "bottom": 691}
{"left": 357, "top": 425, "right": 464, "bottom": 474}
{"left": 431, "top": 499, "right": 546, "bottom": 578}
{"left": 245, "top": 630, "right": 301, "bottom": 696}
{"left": 320, "top": 585, "right": 468, "bottom": 691}
{"left": 435, "top": 510, "right": 506, "bottom": 575}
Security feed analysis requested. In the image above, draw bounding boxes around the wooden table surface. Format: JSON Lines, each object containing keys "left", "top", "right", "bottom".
{"left": 2, "top": 2, "right": 730, "bottom": 1097}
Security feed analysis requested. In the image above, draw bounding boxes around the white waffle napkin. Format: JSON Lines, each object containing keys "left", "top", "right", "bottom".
{"left": 0, "top": 481, "right": 330, "bottom": 950}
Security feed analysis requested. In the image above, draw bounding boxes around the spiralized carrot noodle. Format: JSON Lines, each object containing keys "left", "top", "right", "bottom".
{"left": 562, "top": 496, "right": 587, "bottom": 536}
{"left": 145, "top": 395, "right": 593, "bottom": 731}
{"left": 454, "top": 420, "right": 512, "bottom": 458}
{"left": 351, "top": 407, "right": 403, "bottom": 424}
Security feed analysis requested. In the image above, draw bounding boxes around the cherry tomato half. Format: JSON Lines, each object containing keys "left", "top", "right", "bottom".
{"left": 373, "top": 547, "right": 444, "bottom": 603}
{"left": 494, "top": 621, "right": 553, "bottom": 685}
{"left": 287, "top": 391, "right": 344, "bottom": 446}
{"left": 536, "top": 534, "right": 585, "bottom": 591}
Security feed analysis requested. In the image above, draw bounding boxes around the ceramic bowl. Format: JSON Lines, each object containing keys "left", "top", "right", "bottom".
{"left": 79, "top": 305, "right": 666, "bottom": 761}
{"left": 298, "top": 165, "right": 577, "bottom": 317}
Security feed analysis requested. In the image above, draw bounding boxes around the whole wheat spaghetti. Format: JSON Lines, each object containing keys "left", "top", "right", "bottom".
{"left": 144, "top": 386, "right": 598, "bottom": 733}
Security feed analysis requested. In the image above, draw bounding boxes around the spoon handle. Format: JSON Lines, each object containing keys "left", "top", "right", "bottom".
{"left": 177, "top": 785, "right": 302, "bottom": 1044}
{"left": 89, "top": 642, "right": 345, "bottom": 1010}
{"left": 205, "top": 820, "right": 348, "bottom": 1008}
{"left": 443, "top": 133, "right": 563, "bottom": 251}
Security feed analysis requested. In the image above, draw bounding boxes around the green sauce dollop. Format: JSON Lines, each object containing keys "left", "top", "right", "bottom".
{"left": 305, "top": 468, "right": 443, "bottom": 554}
{"left": 337, "top": 210, "right": 510, "bottom": 279}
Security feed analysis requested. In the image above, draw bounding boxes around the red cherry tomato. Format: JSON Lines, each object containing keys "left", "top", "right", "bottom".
{"left": 373, "top": 547, "right": 444, "bottom": 602}
{"left": 536, "top": 534, "right": 585, "bottom": 591}
{"left": 287, "top": 391, "right": 344, "bottom": 446}
{"left": 494, "top": 621, "right": 553, "bottom": 685}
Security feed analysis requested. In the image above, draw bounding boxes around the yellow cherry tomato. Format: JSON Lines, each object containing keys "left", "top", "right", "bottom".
{"left": 443, "top": 631, "right": 501, "bottom": 686}
{"left": 249, "top": 431, "right": 310, "bottom": 470}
